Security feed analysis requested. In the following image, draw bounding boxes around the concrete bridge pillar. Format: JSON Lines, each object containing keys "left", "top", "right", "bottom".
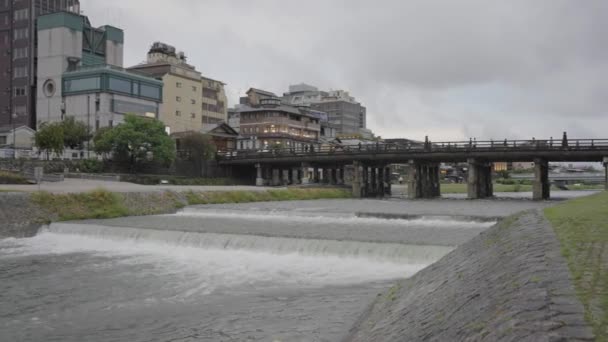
{"left": 313, "top": 167, "right": 320, "bottom": 183}
{"left": 301, "top": 163, "right": 311, "bottom": 184}
{"left": 467, "top": 159, "right": 493, "bottom": 199}
{"left": 282, "top": 169, "right": 290, "bottom": 186}
{"left": 352, "top": 161, "right": 364, "bottom": 198}
{"left": 363, "top": 166, "right": 370, "bottom": 197}
{"left": 336, "top": 167, "right": 345, "bottom": 185}
{"left": 370, "top": 167, "right": 377, "bottom": 196}
{"left": 408, "top": 161, "right": 441, "bottom": 199}
{"left": 604, "top": 157, "right": 608, "bottom": 191}
{"left": 255, "top": 164, "right": 265, "bottom": 186}
{"left": 533, "top": 158, "right": 550, "bottom": 200}
{"left": 326, "top": 168, "right": 334, "bottom": 185}
{"left": 292, "top": 168, "right": 300, "bottom": 185}
{"left": 384, "top": 167, "right": 392, "bottom": 196}
{"left": 272, "top": 169, "right": 281, "bottom": 186}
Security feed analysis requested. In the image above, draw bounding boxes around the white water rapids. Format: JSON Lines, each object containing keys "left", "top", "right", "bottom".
{"left": 0, "top": 204, "right": 496, "bottom": 342}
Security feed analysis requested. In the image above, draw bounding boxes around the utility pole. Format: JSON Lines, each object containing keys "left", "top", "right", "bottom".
{"left": 87, "top": 94, "right": 91, "bottom": 158}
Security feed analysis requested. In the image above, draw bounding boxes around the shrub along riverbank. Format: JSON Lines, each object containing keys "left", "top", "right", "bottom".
{"left": 545, "top": 191, "right": 608, "bottom": 340}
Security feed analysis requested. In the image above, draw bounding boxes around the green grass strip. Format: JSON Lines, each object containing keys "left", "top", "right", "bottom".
{"left": 545, "top": 191, "right": 608, "bottom": 341}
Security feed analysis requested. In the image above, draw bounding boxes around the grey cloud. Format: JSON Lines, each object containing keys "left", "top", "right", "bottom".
{"left": 82, "top": 0, "right": 608, "bottom": 140}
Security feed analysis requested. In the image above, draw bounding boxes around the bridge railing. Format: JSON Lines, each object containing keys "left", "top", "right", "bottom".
{"left": 216, "top": 138, "right": 608, "bottom": 161}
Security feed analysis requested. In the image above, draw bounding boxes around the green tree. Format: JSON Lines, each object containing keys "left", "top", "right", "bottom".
{"left": 178, "top": 132, "right": 216, "bottom": 161}
{"left": 92, "top": 126, "right": 113, "bottom": 159}
{"left": 35, "top": 122, "right": 64, "bottom": 159}
{"left": 93, "top": 114, "right": 175, "bottom": 170}
{"left": 177, "top": 132, "right": 217, "bottom": 176}
{"left": 61, "top": 117, "right": 91, "bottom": 150}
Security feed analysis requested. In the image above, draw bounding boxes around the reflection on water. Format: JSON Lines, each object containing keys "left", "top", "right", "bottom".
{"left": 0, "top": 204, "right": 492, "bottom": 342}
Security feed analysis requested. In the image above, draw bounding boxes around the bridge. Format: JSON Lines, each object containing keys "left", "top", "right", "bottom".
{"left": 217, "top": 138, "right": 608, "bottom": 200}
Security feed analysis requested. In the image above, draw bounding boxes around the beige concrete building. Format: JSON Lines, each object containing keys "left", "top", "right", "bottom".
{"left": 129, "top": 42, "right": 228, "bottom": 134}
{"left": 201, "top": 76, "right": 228, "bottom": 130}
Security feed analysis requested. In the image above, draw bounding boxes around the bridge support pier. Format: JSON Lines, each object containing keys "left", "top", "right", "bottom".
{"left": 272, "top": 169, "right": 281, "bottom": 186}
{"left": 384, "top": 167, "right": 392, "bottom": 196}
{"left": 336, "top": 167, "right": 344, "bottom": 185}
{"left": 292, "top": 168, "right": 300, "bottom": 185}
{"left": 352, "top": 161, "right": 364, "bottom": 198}
{"left": 313, "top": 167, "right": 320, "bottom": 184}
{"left": 533, "top": 158, "right": 550, "bottom": 200}
{"left": 408, "top": 161, "right": 441, "bottom": 199}
{"left": 604, "top": 157, "right": 608, "bottom": 191}
{"left": 255, "top": 164, "right": 265, "bottom": 186}
{"left": 282, "top": 169, "right": 290, "bottom": 186}
{"left": 301, "top": 163, "right": 311, "bottom": 184}
{"left": 467, "top": 159, "right": 493, "bottom": 199}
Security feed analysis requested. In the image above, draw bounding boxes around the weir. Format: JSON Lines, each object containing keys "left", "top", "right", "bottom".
{"left": 46, "top": 223, "right": 454, "bottom": 264}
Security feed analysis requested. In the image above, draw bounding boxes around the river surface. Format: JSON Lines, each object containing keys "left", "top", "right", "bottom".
{"left": 0, "top": 198, "right": 551, "bottom": 341}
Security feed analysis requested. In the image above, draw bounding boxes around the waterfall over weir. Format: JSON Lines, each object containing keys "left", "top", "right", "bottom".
{"left": 45, "top": 223, "right": 454, "bottom": 264}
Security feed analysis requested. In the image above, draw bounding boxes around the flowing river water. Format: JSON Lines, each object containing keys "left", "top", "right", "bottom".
{"left": 0, "top": 198, "right": 553, "bottom": 341}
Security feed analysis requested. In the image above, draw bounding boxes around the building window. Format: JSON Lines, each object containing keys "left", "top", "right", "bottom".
{"left": 192, "top": 86, "right": 197, "bottom": 92}
{"left": 176, "top": 110, "right": 181, "bottom": 116}
{"left": 0, "top": 136, "right": 6, "bottom": 145}
{"left": 191, "top": 99, "right": 195, "bottom": 105}
{"left": 14, "top": 105, "right": 26, "bottom": 115}
{"left": 13, "top": 47, "right": 28, "bottom": 60}
{"left": 140, "top": 84, "right": 161, "bottom": 100}
{"left": 191, "top": 113, "right": 196, "bottom": 119}
{"left": 13, "top": 86, "right": 26, "bottom": 96}
{"left": 176, "top": 82, "right": 182, "bottom": 88}
{"left": 13, "top": 28, "right": 28, "bottom": 40}
{"left": 64, "top": 77, "right": 101, "bottom": 92}
{"left": 108, "top": 76, "right": 132, "bottom": 94}
{"left": 13, "top": 66, "right": 28, "bottom": 78}
{"left": 176, "top": 96, "right": 181, "bottom": 102}
{"left": 109, "top": 120, "right": 114, "bottom": 128}
{"left": 14, "top": 8, "right": 29, "bottom": 21}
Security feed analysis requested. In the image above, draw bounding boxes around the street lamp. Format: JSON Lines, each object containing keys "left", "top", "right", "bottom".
{"left": 11, "top": 113, "right": 17, "bottom": 159}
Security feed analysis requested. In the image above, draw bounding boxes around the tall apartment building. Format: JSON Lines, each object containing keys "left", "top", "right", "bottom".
{"left": 129, "top": 42, "right": 228, "bottom": 134}
{"left": 282, "top": 84, "right": 367, "bottom": 136}
{"left": 0, "top": 0, "right": 80, "bottom": 129}
{"left": 36, "top": 11, "right": 163, "bottom": 130}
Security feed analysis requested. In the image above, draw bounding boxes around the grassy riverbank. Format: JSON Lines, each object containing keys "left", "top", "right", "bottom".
{"left": 29, "top": 188, "right": 352, "bottom": 222}
{"left": 545, "top": 191, "right": 608, "bottom": 340}
{"left": 440, "top": 183, "right": 603, "bottom": 194}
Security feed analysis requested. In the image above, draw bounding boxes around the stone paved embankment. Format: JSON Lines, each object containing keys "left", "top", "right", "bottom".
{"left": 344, "top": 210, "right": 594, "bottom": 342}
{"left": 0, "top": 192, "right": 186, "bottom": 238}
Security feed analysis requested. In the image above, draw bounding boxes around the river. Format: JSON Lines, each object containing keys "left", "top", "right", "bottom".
{"left": 0, "top": 198, "right": 554, "bottom": 341}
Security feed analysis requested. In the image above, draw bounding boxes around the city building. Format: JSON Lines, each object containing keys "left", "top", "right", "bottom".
{"left": 201, "top": 76, "right": 227, "bottom": 129}
{"left": 36, "top": 11, "right": 163, "bottom": 131}
{"left": 0, "top": 125, "right": 35, "bottom": 149}
{"left": 129, "top": 42, "right": 228, "bottom": 134}
{"left": 236, "top": 95, "right": 321, "bottom": 151}
{"left": 241, "top": 88, "right": 278, "bottom": 106}
{"left": 129, "top": 43, "right": 202, "bottom": 134}
{"left": 282, "top": 84, "right": 368, "bottom": 136}
{"left": 0, "top": 0, "right": 80, "bottom": 130}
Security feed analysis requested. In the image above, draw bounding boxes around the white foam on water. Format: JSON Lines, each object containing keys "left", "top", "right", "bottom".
{"left": 0, "top": 223, "right": 450, "bottom": 299}
{"left": 171, "top": 208, "right": 496, "bottom": 229}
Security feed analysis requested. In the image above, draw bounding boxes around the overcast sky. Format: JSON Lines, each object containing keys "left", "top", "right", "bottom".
{"left": 81, "top": 0, "right": 608, "bottom": 141}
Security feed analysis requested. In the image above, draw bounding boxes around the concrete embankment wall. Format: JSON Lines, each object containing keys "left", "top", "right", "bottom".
{"left": 345, "top": 210, "right": 594, "bottom": 342}
{"left": 0, "top": 192, "right": 186, "bottom": 238}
